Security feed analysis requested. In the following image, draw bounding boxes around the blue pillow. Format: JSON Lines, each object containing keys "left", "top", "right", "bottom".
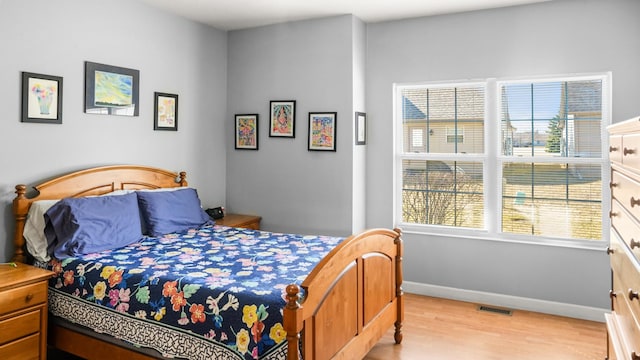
{"left": 44, "top": 192, "right": 143, "bottom": 259}
{"left": 136, "top": 188, "right": 212, "bottom": 237}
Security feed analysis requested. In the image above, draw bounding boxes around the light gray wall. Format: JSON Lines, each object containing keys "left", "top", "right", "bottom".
{"left": 226, "top": 16, "right": 358, "bottom": 236}
{"left": 0, "top": 0, "right": 228, "bottom": 262}
{"left": 352, "top": 17, "right": 367, "bottom": 234}
{"left": 366, "top": 0, "right": 640, "bottom": 308}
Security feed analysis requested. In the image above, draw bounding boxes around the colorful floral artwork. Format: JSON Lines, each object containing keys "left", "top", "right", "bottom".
{"left": 22, "top": 72, "right": 62, "bottom": 123}
{"left": 269, "top": 101, "right": 295, "bottom": 137}
{"left": 46, "top": 224, "right": 343, "bottom": 359}
{"left": 30, "top": 82, "right": 56, "bottom": 115}
{"left": 154, "top": 93, "right": 178, "bottom": 131}
{"left": 235, "top": 114, "right": 258, "bottom": 150}
{"left": 308, "top": 112, "right": 337, "bottom": 151}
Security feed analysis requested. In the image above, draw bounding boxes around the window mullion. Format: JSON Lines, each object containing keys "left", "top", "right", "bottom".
{"left": 486, "top": 79, "right": 498, "bottom": 234}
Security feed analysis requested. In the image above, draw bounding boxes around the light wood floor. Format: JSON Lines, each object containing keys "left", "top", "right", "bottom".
{"left": 364, "top": 293, "right": 607, "bottom": 360}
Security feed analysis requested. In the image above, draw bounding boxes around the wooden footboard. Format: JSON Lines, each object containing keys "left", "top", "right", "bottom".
{"left": 284, "top": 228, "right": 403, "bottom": 360}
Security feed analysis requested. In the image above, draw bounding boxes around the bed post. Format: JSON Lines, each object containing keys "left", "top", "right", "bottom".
{"left": 178, "top": 171, "right": 187, "bottom": 186}
{"left": 284, "top": 284, "right": 303, "bottom": 360}
{"left": 12, "top": 185, "right": 28, "bottom": 263}
{"left": 393, "top": 228, "right": 404, "bottom": 344}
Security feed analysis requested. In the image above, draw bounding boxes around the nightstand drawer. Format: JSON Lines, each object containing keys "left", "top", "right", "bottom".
{"left": 0, "top": 333, "right": 40, "bottom": 360}
{"left": 0, "top": 309, "right": 40, "bottom": 345}
{"left": 0, "top": 282, "right": 47, "bottom": 316}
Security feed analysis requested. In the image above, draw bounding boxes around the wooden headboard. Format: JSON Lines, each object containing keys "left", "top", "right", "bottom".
{"left": 12, "top": 165, "right": 187, "bottom": 263}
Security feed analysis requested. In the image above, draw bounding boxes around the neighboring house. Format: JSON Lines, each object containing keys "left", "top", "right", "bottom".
{"left": 557, "top": 80, "right": 603, "bottom": 158}
{"left": 402, "top": 89, "right": 485, "bottom": 155}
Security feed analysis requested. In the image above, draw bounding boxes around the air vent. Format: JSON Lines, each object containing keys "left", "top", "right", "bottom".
{"left": 477, "top": 305, "right": 513, "bottom": 316}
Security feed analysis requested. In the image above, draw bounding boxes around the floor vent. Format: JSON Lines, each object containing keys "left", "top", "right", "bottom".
{"left": 477, "top": 305, "right": 513, "bottom": 316}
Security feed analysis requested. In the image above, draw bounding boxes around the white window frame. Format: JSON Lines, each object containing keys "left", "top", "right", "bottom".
{"left": 393, "top": 73, "right": 611, "bottom": 250}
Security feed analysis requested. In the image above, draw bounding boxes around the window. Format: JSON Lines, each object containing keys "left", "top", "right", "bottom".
{"left": 409, "top": 126, "right": 426, "bottom": 152}
{"left": 398, "top": 83, "right": 485, "bottom": 229}
{"left": 395, "top": 74, "right": 609, "bottom": 243}
{"left": 446, "top": 127, "right": 464, "bottom": 143}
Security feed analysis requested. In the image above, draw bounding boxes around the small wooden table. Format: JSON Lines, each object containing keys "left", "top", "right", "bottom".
{"left": 214, "top": 213, "right": 261, "bottom": 230}
{"left": 0, "top": 263, "right": 54, "bottom": 360}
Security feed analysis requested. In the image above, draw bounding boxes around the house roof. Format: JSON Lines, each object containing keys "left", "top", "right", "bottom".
{"left": 559, "top": 80, "right": 602, "bottom": 115}
{"left": 402, "top": 87, "right": 484, "bottom": 123}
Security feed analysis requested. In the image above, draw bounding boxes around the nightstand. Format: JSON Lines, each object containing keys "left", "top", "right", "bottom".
{"left": 0, "top": 263, "right": 54, "bottom": 360}
{"left": 215, "top": 213, "right": 262, "bottom": 230}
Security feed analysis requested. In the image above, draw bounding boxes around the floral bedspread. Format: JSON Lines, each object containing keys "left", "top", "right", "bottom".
{"left": 46, "top": 224, "right": 344, "bottom": 360}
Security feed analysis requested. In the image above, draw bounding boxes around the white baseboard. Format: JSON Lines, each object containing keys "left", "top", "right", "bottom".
{"left": 403, "top": 281, "right": 608, "bottom": 323}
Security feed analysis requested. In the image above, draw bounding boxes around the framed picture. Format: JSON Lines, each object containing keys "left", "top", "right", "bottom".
{"left": 21, "top": 72, "right": 63, "bottom": 124}
{"left": 85, "top": 61, "right": 139, "bottom": 116}
{"left": 269, "top": 100, "right": 295, "bottom": 137}
{"left": 154, "top": 92, "right": 178, "bottom": 131}
{"left": 308, "top": 112, "right": 337, "bottom": 151}
{"left": 355, "top": 112, "right": 366, "bottom": 145}
{"left": 235, "top": 114, "right": 259, "bottom": 150}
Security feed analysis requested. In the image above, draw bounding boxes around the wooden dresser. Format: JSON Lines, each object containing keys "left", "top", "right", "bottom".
{"left": 607, "top": 116, "right": 640, "bottom": 360}
{"left": 0, "top": 263, "right": 54, "bottom": 360}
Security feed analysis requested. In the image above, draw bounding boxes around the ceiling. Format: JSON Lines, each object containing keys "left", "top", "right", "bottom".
{"left": 137, "top": 0, "right": 552, "bottom": 31}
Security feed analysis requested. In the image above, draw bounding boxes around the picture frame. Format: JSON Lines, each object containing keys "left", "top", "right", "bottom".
{"left": 85, "top": 61, "right": 139, "bottom": 116}
{"left": 21, "top": 72, "right": 63, "bottom": 124}
{"left": 355, "top": 111, "right": 366, "bottom": 145}
{"left": 154, "top": 92, "right": 178, "bottom": 131}
{"left": 235, "top": 114, "right": 259, "bottom": 150}
{"left": 269, "top": 100, "right": 295, "bottom": 137}
{"left": 308, "top": 112, "right": 337, "bottom": 151}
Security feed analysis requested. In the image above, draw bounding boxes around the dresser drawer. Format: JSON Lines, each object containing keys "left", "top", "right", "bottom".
{"left": 0, "top": 333, "right": 40, "bottom": 360}
{"left": 611, "top": 270, "right": 640, "bottom": 357}
{"left": 622, "top": 133, "right": 640, "bottom": 171}
{"left": 611, "top": 169, "right": 640, "bottom": 221}
{"left": 611, "top": 201, "right": 640, "bottom": 262}
{"left": 606, "top": 313, "right": 624, "bottom": 360}
{"left": 611, "top": 135, "right": 623, "bottom": 165}
{"left": 0, "top": 309, "right": 40, "bottom": 345}
{"left": 0, "top": 282, "right": 47, "bottom": 316}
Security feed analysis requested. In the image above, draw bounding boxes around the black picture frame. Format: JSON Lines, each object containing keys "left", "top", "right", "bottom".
{"left": 85, "top": 61, "right": 139, "bottom": 116}
{"left": 235, "top": 114, "right": 259, "bottom": 150}
{"left": 355, "top": 111, "right": 366, "bottom": 145}
{"left": 154, "top": 92, "right": 178, "bottom": 131}
{"left": 21, "top": 72, "right": 63, "bottom": 124}
{"left": 308, "top": 112, "right": 337, "bottom": 151}
{"left": 269, "top": 100, "right": 296, "bottom": 138}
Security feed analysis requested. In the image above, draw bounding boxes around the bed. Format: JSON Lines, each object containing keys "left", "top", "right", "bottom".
{"left": 10, "top": 165, "right": 404, "bottom": 360}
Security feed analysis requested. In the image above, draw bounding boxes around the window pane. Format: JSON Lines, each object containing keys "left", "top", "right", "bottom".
{"left": 502, "top": 162, "right": 601, "bottom": 240}
{"left": 401, "top": 86, "right": 484, "bottom": 154}
{"left": 500, "top": 80, "right": 602, "bottom": 158}
{"left": 402, "top": 160, "right": 483, "bottom": 228}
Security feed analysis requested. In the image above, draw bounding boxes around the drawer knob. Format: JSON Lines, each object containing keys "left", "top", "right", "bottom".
{"left": 610, "top": 182, "right": 619, "bottom": 189}
{"left": 610, "top": 211, "right": 619, "bottom": 218}
{"left": 632, "top": 351, "right": 640, "bottom": 360}
{"left": 610, "top": 146, "right": 619, "bottom": 152}
{"left": 624, "top": 147, "right": 636, "bottom": 156}
{"left": 610, "top": 290, "right": 617, "bottom": 299}
{"left": 631, "top": 239, "right": 640, "bottom": 249}
{"left": 25, "top": 293, "right": 33, "bottom": 302}
{"left": 632, "top": 197, "right": 640, "bottom": 208}
{"left": 606, "top": 247, "right": 614, "bottom": 255}
{"left": 629, "top": 289, "right": 639, "bottom": 301}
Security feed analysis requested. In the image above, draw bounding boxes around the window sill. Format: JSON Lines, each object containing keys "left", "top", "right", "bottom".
{"left": 398, "top": 224, "right": 608, "bottom": 251}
